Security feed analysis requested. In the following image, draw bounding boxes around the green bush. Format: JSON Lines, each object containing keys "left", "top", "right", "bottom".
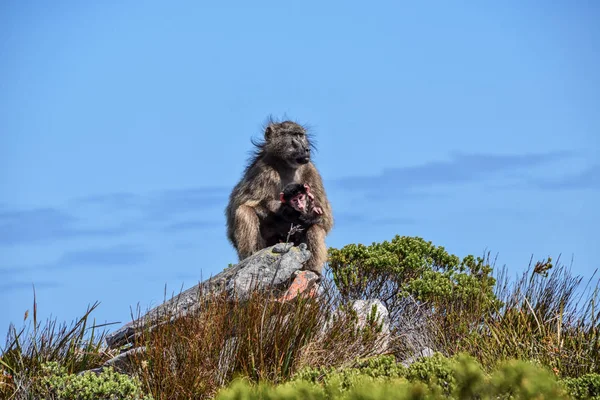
{"left": 5, "top": 235, "right": 597, "bottom": 398}
{"left": 218, "top": 355, "right": 571, "bottom": 399}
{"left": 33, "top": 362, "right": 152, "bottom": 400}
{"left": 328, "top": 236, "right": 501, "bottom": 341}
{"left": 451, "top": 353, "right": 488, "bottom": 399}
{"left": 290, "top": 354, "right": 572, "bottom": 399}
{"left": 406, "top": 352, "right": 457, "bottom": 396}
{"left": 353, "top": 354, "right": 406, "bottom": 379}
{"left": 563, "top": 374, "right": 600, "bottom": 399}
{"left": 217, "top": 378, "right": 438, "bottom": 400}
{"left": 329, "top": 236, "right": 498, "bottom": 302}
{"left": 491, "top": 359, "right": 567, "bottom": 399}
{"left": 294, "top": 355, "right": 406, "bottom": 392}
{"left": 295, "top": 353, "right": 478, "bottom": 397}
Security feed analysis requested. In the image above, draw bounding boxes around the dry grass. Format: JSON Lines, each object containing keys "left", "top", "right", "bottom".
{"left": 452, "top": 256, "right": 600, "bottom": 377}
{"left": 130, "top": 275, "right": 387, "bottom": 400}
{"left": 3, "top": 247, "right": 599, "bottom": 399}
{"left": 0, "top": 292, "right": 115, "bottom": 398}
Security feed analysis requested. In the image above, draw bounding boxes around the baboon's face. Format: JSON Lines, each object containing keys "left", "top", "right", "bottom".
{"left": 288, "top": 192, "right": 308, "bottom": 212}
{"left": 265, "top": 122, "right": 311, "bottom": 168}
{"left": 280, "top": 184, "right": 310, "bottom": 212}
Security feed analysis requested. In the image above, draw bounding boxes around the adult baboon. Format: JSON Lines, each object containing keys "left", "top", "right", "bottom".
{"left": 225, "top": 120, "right": 333, "bottom": 274}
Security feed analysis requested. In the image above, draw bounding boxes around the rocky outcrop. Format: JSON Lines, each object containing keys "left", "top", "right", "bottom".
{"left": 96, "top": 242, "right": 393, "bottom": 377}
{"left": 105, "top": 243, "right": 312, "bottom": 350}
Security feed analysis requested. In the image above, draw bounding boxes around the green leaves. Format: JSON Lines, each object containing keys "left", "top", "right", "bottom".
{"left": 218, "top": 354, "right": 573, "bottom": 400}
{"left": 34, "top": 362, "right": 152, "bottom": 400}
{"left": 328, "top": 236, "right": 501, "bottom": 332}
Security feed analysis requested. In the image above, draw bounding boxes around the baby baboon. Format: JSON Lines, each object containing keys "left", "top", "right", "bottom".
{"left": 280, "top": 182, "right": 323, "bottom": 224}
{"left": 225, "top": 120, "right": 333, "bottom": 274}
{"left": 261, "top": 183, "right": 323, "bottom": 246}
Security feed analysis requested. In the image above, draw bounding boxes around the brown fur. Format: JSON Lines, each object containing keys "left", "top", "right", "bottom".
{"left": 225, "top": 120, "right": 333, "bottom": 274}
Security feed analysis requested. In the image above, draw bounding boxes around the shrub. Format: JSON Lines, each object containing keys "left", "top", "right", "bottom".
{"left": 32, "top": 362, "right": 151, "bottom": 400}
{"left": 563, "top": 373, "right": 600, "bottom": 399}
{"left": 217, "top": 378, "right": 436, "bottom": 400}
{"left": 133, "top": 284, "right": 385, "bottom": 400}
{"left": 328, "top": 236, "right": 499, "bottom": 311}
{"left": 223, "top": 354, "right": 574, "bottom": 399}
{"left": 329, "top": 235, "right": 600, "bottom": 378}
{"left": 294, "top": 355, "right": 406, "bottom": 392}
{"left": 328, "top": 236, "right": 501, "bottom": 354}
{"left": 352, "top": 354, "right": 406, "bottom": 379}
{"left": 464, "top": 260, "right": 600, "bottom": 377}
{"left": 405, "top": 352, "right": 457, "bottom": 396}
{"left": 491, "top": 359, "right": 568, "bottom": 399}
{"left": 295, "top": 353, "right": 476, "bottom": 398}
{"left": 0, "top": 298, "right": 113, "bottom": 399}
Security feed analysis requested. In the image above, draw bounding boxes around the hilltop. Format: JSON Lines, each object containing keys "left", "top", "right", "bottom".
{"left": 2, "top": 235, "right": 599, "bottom": 399}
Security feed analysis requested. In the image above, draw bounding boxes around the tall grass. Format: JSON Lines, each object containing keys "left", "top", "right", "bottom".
{"left": 3, "top": 243, "right": 598, "bottom": 399}
{"left": 130, "top": 276, "right": 387, "bottom": 400}
{"left": 0, "top": 291, "right": 115, "bottom": 398}
{"left": 453, "top": 256, "right": 600, "bottom": 376}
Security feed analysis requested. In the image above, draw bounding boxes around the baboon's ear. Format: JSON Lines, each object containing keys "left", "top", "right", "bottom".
{"left": 264, "top": 125, "right": 274, "bottom": 141}
{"left": 280, "top": 192, "right": 285, "bottom": 203}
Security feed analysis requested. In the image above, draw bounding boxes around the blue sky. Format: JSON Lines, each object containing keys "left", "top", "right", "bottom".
{"left": 1, "top": 1, "right": 598, "bottom": 337}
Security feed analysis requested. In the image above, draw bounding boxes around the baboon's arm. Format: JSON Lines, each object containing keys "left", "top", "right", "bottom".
{"left": 299, "top": 165, "right": 333, "bottom": 233}
{"left": 237, "top": 165, "right": 282, "bottom": 219}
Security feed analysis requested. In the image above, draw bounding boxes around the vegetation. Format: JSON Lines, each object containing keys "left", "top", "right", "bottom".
{"left": 218, "top": 355, "right": 572, "bottom": 399}
{"left": 2, "top": 235, "right": 599, "bottom": 399}
{"left": 23, "top": 362, "right": 150, "bottom": 400}
{"left": 329, "top": 236, "right": 502, "bottom": 359}
{"left": 330, "top": 236, "right": 600, "bottom": 376}
{"left": 0, "top": 299, "right": 115, "bottom": 398}
{"left": 130, "top": 280, "right": 392, "bottom": 399}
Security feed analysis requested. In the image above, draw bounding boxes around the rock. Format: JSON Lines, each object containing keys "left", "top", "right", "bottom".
{"left": 225, "top": 243, "right": 312, "bottom": 300}
{"left": 352, "top": 299, "right": 391, "bottom": 353}
{"left": 317, "top": 298, "right": 391, "bottom": 356}
{"left": 352, "top": 299, "right": 390, "bottom": 331}
{"left": 79, "top": 347, "right": 146, "bottom": 376}
{"left": 105, "top": 243, "right": 311, "bottom": 349}
{"left": 276, "top": 270, "right": 321, "bottom": 302}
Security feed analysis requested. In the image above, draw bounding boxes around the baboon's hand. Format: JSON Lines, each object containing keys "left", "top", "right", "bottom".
{"left": 313, "top": 206, "right": 323, "bottom": 215}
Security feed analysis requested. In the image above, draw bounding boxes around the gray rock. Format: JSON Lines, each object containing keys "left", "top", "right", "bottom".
{"left": 225, "top": 243, "right": 311, "bottom": 300}
{"left": 352, "top": 299, "right": 390, "bottom": 332}
{"left": 105, "top": 243, "right": 311, "bottom": 349}
{"left": 79, "top": 347, "right": 146, "bottom": 376}
{"left": 317, "top": 298, "right": 391, "bottom": 356}
{"left": 352, "top": 299, "right": 391, "bottom": 353}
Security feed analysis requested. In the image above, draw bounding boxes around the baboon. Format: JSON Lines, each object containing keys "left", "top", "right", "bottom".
{"left": 225, "top": 120, "right": 333, "bottom": 274}
{"left": 261, "top": 182, "right": 323, "bottom": 246}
